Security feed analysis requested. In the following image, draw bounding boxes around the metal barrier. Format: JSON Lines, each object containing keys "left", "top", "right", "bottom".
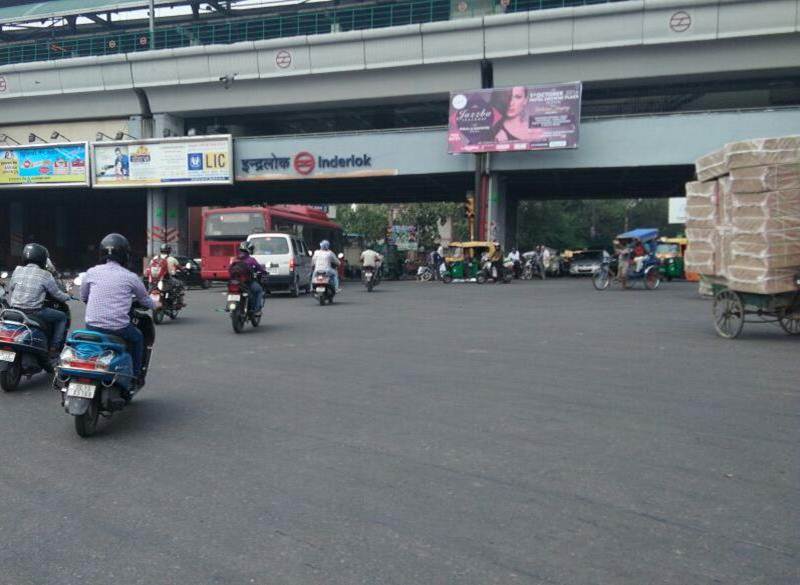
{"left": 0, "top": 0, "right": 627, "bottom": 67}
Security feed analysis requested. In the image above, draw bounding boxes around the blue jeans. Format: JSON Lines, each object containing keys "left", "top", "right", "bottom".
{"left": 32, "top": 307, "right": 67, "bottom": 351}
{"left": 87, "top": 323, "right": 144, "bottom": 378}
{"left": 249, "top": 281, "right": 264, "bottom": 313}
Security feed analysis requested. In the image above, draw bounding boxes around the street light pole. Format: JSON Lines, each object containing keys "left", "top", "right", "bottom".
{"left": 149, "top": 0, "right": 155, "bottom": 49}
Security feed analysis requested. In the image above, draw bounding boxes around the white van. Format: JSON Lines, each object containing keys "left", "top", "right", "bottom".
{"left": 247, "top": 233, "right": 312, "bottom": 296}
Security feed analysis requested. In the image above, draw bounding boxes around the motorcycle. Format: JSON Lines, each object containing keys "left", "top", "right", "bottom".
{"left": 416, "top": 265, "right": 434, "bottom": 282}
{"left": 226, "top": 273, "right": 263, "bottom": 333}
{"left": 522, "top": 254, "right": 546, "bottom": 281}
{"left": 312, "top": 271, "right": 337, "bottom": 305}
{"left": 477, "top": 259, "right": 513, "bottom": 284}
{"left": 0, "top": 296, "right": 72, "bottom": 392}
{"left": 146, "top": 258, "right": 185, "bottom": 324}
{"left": 55, "top": 300, "right": 155, "bottom": 437}
{"left": 363, "top": 265, "right": 380, "bottom": 291}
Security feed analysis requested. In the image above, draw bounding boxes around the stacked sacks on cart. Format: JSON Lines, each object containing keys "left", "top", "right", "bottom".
{"left": 685, "top": 135, "right": 800, "bottom": 295}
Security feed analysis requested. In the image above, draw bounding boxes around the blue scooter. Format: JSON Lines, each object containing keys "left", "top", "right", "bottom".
{"left": 0, "top": 300, "right": 72, "bottom": 392}
{"left": 55, "top": 303, "right": 154, "bottom": 437}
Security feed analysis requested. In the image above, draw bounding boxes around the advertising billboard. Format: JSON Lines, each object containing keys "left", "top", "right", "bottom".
{"left": 392, "top": 225, "right": 418, "bottom": 251}
{"left": 448, "top": 82, "right": 582, "bottom": 154}
{"left": 92, "top": 136, "right": 233, "bottom": 187}
{"left": 0, "top": 143, "right": 89, "bottom": 188}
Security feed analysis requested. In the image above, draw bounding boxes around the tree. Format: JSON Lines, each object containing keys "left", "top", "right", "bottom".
{"left": 336, "top": 204, "right": 389, "bottom": 244}
{"left": 396, "top": 202, "right": 468, "bottom": 249}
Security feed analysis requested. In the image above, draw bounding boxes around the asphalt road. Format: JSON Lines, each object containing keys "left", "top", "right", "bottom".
{"left": 0, "top": 278, "right": 797, "bottom": 585}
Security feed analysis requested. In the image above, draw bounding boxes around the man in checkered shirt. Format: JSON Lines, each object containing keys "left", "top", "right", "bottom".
{"left": 7, "top": 243, "right": 71, "bottom": 355}
{"left": 80, "top": 233, "right": 155, "bottom": 386}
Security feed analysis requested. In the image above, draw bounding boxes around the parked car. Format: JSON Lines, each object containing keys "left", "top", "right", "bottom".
{"left": 568, "top": 250, "right": 610, "bottom": 276}
{"left": 247, "top": 232, "right": 312, "bottom": 296}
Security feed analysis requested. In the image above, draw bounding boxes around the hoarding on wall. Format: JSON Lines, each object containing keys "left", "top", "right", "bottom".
{"left": 392, "top": 225, "right": 418, "bottom": 251}
{"left": 92, "top": 136, "right": 233, "bottom": 188}
{"left": 0, "top": 143, "right": 89, "bottom": 188}
{"left": 448, "top": 82, "right": 582, "bottom": 154}
{"left": 669, "top": 197, "right": 687, "bottom": 224}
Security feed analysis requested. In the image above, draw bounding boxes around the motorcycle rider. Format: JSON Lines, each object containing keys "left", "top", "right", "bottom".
{"left": 508, "top": 247, "right": 522, "bottom": 278}
{"left": 149, "top": 244, "right": 185, "bottom": 307}
{"left": 311, "top": 240, "right": 341, "bottom": 292}
{"left": 80, "top": 234, "right": 155, "bottom": 386}
{"left": 229, "top": 241, "right": 265, "bottom": 314}
{"left": 360, "top": 247, "right": 383, "bottom": 282}
{"left": 6, "top": 243, "right": 71, "bottom": 357}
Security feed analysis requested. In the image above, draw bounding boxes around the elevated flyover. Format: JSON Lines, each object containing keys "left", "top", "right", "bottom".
{"left": 0, "top": 0, "right": 798, "bottom": 124}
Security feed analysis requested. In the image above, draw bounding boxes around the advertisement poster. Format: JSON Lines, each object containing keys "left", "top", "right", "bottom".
{"left": 0, "top": 143, "right": 88, "bottom": 187}
{"left": 448, "top": 82, "right": 582, "bottom": 154}
{"left": 93, "top": 136, "right": 233, "bottom": 187}
{"left": 392, "top": 225, "right": 418, "bottom": 251}
{"left": 669, "top": 197, "right": 687, "bottom": 224}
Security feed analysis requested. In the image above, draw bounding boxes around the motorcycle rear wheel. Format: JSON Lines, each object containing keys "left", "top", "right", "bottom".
{"left": 0, "top": 361, "right": 21, "bottom": 392}
{"left": 74, "top": 401, "right": 99, "bottom": 438}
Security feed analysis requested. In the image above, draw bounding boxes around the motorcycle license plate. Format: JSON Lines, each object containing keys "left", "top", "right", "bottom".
{"left": 227, "top": 294, "right": 241, "bottom": 302}
{"left": 0, "top": 350, "right": 15, "bottom": 362}
{"left": 315, "top": 287, "right": 326, "bottom": 293}
{"left": 67, "top": 382, "right": 96, "bottom": 399}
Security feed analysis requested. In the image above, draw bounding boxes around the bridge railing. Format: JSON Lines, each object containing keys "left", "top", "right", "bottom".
{"left": 0, "top": 0, "right": 629, "bottom": 67}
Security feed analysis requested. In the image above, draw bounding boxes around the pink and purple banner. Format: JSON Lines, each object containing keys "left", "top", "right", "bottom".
{"left": 448, "top": 82, "right": 582, "bottom": 154}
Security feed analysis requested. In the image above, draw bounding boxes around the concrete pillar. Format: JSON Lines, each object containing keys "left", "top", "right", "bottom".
{"left": 128, "top": 115, "right": 153, "bottom": 141}
{"left": 484, "top": 173, "right": 507, "bottom": 246}
{"left": 504, "top": 193, "right": 518, "bottom": 251}
{"left": 146, "top": 188, "right": 166, "bottom": 260}
{"left": 166, "top": 190, "right": 189, "bottom": 256}
{"left": 153, "top": 113, "right": 184, "bottom": 138}
{"left": 9, "top": 201, "right": 24, "bottom": 258}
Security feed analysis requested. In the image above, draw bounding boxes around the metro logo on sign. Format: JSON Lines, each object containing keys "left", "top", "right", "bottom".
{"left": 293, "top": 152, "right": 316, "bottom": 175}
{"left": 188, "top": 153, "right": 203, "bottom": 171}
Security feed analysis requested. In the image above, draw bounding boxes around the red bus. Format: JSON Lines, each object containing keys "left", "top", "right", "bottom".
{"left": 201, "top": 205, "right": 342, "bottom": 280}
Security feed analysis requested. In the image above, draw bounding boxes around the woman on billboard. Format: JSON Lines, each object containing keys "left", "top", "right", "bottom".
{"left": 491, "top": 86, "right": 532, "bottom": 143}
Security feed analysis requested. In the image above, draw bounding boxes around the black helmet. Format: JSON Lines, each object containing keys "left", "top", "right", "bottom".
{"left": 238, "top": 241, "right": 254, "bottom": 255}
{"left": 160, "top": 244, "right": 172, "bottom": 255}
{"left": 100, "top": 233, "right": 131, "bottom": 266}
{"left": 22, "top": 243, "right": 48, "bottom": 269}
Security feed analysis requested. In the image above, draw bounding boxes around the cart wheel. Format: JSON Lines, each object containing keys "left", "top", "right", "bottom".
{"left": 713, "top": 290, "right": 745, "bottom": 339}
{"left": 778, "top": 309, "right": 800, "bottom": 335}
{"left": 592, "top": 269, "right": 610, "bottom": 291}
{"left": 644, "top": 266, "right": 661, "bottom": 290}
{"left": 441, "top": 274, "right": 453, "bottom": 284}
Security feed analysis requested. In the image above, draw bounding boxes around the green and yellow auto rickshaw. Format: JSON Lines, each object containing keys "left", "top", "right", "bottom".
{"left": 656, "top": 237, "right": 688, "bottom": 281}
{"left": 441, "top": 241, "right": 500, "bottom": 283}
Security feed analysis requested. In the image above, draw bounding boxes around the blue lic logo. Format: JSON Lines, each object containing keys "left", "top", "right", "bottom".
{"left": 188, "top": 153, "right": 203, "bottom": 171}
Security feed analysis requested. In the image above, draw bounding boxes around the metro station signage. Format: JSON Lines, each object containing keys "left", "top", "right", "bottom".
{"left": 237, "top": 149, "right": 394, "bottom": 181}
{"left": 0, "top": 142, "right": 89, "bottom": 188}
{"left": 91, "top": 135, "right": 233, "bottom": 188}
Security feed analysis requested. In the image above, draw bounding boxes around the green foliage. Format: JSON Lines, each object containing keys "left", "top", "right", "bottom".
{"left": 336, "top": 204, "right": 389, "bottom": 244}
{"left": 516, "top": 198, "right": 681, "bottom": 251}
{"left": 397, "top": 202, "right": 469, "bottom": 249}
{"left": 337, "top": 202, "right": 469, "bottom": 249}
